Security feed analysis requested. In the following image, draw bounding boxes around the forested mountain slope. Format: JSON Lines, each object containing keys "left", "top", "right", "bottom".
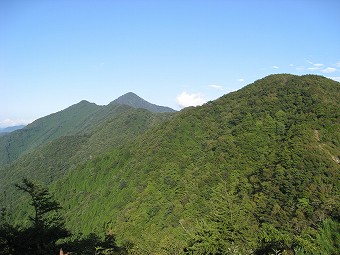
{"left": 4, "top": 74, "right": 340, "bottom": 254}
{"left": 0, "top": 125, "right": 25, "bottom": 136}
{"left": 0, "top": 93, "right": 175, "bottom": 166}
{"left": 0, "top": 105, "right": 173, "bottom": 198}
{"left": 41, "top": 74, "right": 339, "bottom": 254}
{"left": 111, "top": 92, "right": 176, "bottom": 113}
{"left": 0, "top": 100, "right": 101, "bottom": 165}
{"left": 0, "top": 106, "right": 174, "bottom": 223}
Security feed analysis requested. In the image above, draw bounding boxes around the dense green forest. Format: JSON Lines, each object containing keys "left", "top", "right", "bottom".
{"left": 1, "top": 74, "right": 339, "bottom": 254}
{"left": 0, "top": 106, "right": 173, "bottom": 208}
{"left": 0, "top": 92, "right": 174, "bottom": 166}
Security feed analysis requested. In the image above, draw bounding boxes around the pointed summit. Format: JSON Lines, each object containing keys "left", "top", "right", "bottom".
{"left": 111, "top": 92, "right": 176, "bottom": 113}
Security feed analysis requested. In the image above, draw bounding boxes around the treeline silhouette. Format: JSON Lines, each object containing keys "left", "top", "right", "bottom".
{"left": 0, "top": 178, "right": 127, "bottom": 255}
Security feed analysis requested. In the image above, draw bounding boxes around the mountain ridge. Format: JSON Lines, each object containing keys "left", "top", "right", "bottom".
{"left": 111, "top": 92, "right": 176, "bottom": 113}
{"left": 0, "top": 93, "right": 175, "bottom": 166}
{"left": 1, "top": 74, "right": 339, "bottom": 254}
{"left": 48, "top": 74, "right": 338, "bottom": 253}
{"left": 0, "top": 125, "right": 25, "bottom": 135}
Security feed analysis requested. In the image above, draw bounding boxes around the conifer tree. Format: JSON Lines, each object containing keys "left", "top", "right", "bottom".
{"left": 14, "top": 178, "right": 70, "bottom": 255}
{"left": 186, "top": 182, "right": 259, "bottom": 254}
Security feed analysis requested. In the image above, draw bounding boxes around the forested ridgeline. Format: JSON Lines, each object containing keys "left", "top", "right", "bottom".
{"left": 1, "top": 74, "right": 339, "bottom": 254}
{"left": 0, "top": 105, "right": 174, "bottom": 218}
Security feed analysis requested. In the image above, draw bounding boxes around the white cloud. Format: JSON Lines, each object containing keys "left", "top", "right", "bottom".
{"left": 237, "top": 78, "right": 245, "bottom": 82}
{"left": 289, "top": 64, "right": 294, "bottom": 67}
{"left": 176, "top": 92, "right": 206, "bottom": 108}
{"left": 305, "top": 60, "right": 324, "bottom": 68}
{"left": 327, "top": 76, "right": 340, "bottom": 82}
{"left": 321, "top": 67, "right": 337, "bottom": 73}
{"left": 0, "top": 119, "right": 30, "bottom": 128}
{"left": 335, "top": 62, "right": 340, "bottom": 67}
{"left": 272, "top": 66, "right": 279, "bottom": 69}
{"left": 295, "top": 66, "right": 305, "bottom": 71}
{"left": 307, "top": 67, "right": 320, "bottom": 71}
{"left": 209, "top": 84, "right": 223, "bottom": 90}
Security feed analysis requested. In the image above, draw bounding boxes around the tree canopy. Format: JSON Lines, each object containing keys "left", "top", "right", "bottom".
{"left": 0, "top": 74, "right": 339, "bottom": 254}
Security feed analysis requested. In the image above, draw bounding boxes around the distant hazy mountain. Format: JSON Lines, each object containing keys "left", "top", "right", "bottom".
{"left": 111, "top": 92, "right": 176, "bottom": 113}
{"left": 0, "top": 125, "right": 25, "bottom": 136}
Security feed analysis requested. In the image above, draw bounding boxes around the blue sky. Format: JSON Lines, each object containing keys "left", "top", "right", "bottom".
{"left": 1, "top": 0, "right": 340, "bottom": 127}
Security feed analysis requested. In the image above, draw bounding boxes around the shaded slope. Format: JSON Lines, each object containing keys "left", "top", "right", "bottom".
{"left": 48, "top": 74, "right": 339, "bottom": 253}
{"left": 0, "top": 104, "right": 174, "bottom": 214}
{"left": 0, "top": 100, "right": 101, "bottom": 165}
{"left": 0, "top": 125, "right": 25, "bottom": 136}
{"left": 111, "top": 92, "right": 176, "bottom": 113}
{"left": 0, "top": 93, "right": 175, "bottom": 166}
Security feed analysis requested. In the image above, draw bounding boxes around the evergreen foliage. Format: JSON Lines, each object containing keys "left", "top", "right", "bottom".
{"left": 0, "top": 105, "right": 173, "bottom": 222}
{"left": 0, "top": 179, "right": 70, "bottom": 255}
{"left": 111, "top": 92, "right": 176, "bottom": 113}
{"left": 0, "top": 100, "right": 101, "bottom": 165}
{"left": 0, "top": 95, "right": 175, "bottom": 166}
{"left": 186, "top": 182, "right": 258, "bottom": 254}
{"left": 1, "top": 74, "right": 339, "bottom": 254}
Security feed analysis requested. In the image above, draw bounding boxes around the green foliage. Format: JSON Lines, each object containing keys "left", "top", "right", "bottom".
{"left": 60, "top": 232, "right": 128, "bottom": 255}
{"left": 0, "top": 94, "right": 175, "bottom": 167}
{"left": 0, "top": 106, "right": 173, "bottom": 225}
{"left": 15, "top": 178, "right": 63, "bottom": 228}
{"left": 1, "top": 180, "right": 127, "bottom": 255}
{"left": 316, "top": 218, "right": 340, "bottom": 254}
{"left": 0, "top": 179, "right": 70, "bottom": 255}
{"left": 52, "top": 74, "right": 339, "bottom": 253}
{"left": 186, "top": 182, "right": 258, "bottom": 254}
{"left": 0, "top": 100, "right": 101, "bottom": 165}
{"left": 1, "top": 74, "right": 339, "bottom": 254}
{"left": 111, "top": 92, "right": 176, "bottom": 113}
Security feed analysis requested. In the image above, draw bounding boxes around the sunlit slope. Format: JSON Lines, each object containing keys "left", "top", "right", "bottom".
{"left": 48, "top": 74, "right": 339, "bottom": 253}
{"left": 1, "top": 106, "right": 174, "bottom": 217}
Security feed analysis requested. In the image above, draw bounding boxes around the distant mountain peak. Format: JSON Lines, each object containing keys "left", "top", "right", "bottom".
{"left": 123, "top": 92, "right": 138, "bottom": 97}
{"left": 114, "top": 92, "right": 144, "bottom": 103}
{"left": 111, "top": 92, "right": 176, "bottom": 113}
